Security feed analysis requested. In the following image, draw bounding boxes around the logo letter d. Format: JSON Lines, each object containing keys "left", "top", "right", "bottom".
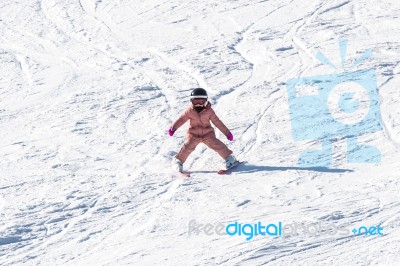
{"left": 226, "top": 221, "right": 239, "bottom": 236}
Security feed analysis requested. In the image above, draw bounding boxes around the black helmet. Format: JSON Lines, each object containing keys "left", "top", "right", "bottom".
{"left": 190, "top": 88, "right": 208, "bottom": 100}
{"left": 190, "top": 88, "right": 208, "bottom": 112}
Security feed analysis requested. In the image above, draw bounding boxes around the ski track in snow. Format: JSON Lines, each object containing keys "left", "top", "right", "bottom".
{"left": 1, "top": 0, "right": 400, "bottom": 265}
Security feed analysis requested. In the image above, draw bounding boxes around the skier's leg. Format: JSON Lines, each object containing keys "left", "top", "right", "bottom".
{"left": 176, "top": 135, "right": 201, "bottom": 163}
{"left": 202, "top": 133, "right": 233, "bottom": 160}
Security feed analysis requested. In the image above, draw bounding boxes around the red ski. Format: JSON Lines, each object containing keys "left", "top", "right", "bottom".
{"left": 217, "top": 161, "right": 245, "bottom": 175}
{"left": 180, "top": 172, "right": 191, "bottom": 178}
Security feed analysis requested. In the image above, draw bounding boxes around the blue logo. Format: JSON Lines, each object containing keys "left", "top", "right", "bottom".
{"left": 225, "top": 221, "right": 283, "bottom": 241}
{"left": 286, "top": 39, "right": 382, "bottom": 167}
{"left": 223, "top": 221, "right": 384, "bottom": 241}
{"left": 352, "top": 225, "right": 384, "bottom": 236}
{"left": 187, "top": 219, "right": 384, "bottom": 241}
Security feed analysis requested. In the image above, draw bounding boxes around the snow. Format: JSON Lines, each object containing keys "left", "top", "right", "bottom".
{"left": 1, "top": 0, "right": 400, "bottom": 265}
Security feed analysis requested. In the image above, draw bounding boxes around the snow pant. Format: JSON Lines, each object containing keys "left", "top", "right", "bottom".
{"left": 176, "top": 131, "right": 232, "bottom": 163}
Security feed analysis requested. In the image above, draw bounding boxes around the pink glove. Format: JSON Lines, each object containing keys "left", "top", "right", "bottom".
{"left": 227, "top": 132, "right": 233, "bottom": 141}
{"left": 168, "top": 128, "right": 175, "bottom": 136}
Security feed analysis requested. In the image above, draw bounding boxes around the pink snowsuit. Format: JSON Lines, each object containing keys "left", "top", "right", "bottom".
{"left": 172, "top": 103, "right": 233, "bottom": 163}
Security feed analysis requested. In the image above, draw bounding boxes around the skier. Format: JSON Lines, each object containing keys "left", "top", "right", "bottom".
{"left": 168, "top": 88, "right": 238, "bottom": 173}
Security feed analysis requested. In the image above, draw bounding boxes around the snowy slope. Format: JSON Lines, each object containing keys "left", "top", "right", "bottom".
{"left": 1, "top": 0, "right": 400, "bottom": 265}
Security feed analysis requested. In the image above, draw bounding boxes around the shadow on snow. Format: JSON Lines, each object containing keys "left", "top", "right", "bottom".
{"left": 239, "top": 164, "right": 353, "bottom": 173}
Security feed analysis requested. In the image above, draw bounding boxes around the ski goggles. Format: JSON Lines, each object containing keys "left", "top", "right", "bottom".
{"left": 191, "top": 98, "right": 207, "bottom": 105}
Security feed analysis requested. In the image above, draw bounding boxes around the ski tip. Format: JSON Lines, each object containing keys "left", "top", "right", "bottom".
{"left": 217, "top": 170, "right": 227, "bottom": 175}
{"left": 217, "top": 161, "right": 245, "bottom": 175}
{"left": 180, "top": 172, "right": 191, "bottom": 177}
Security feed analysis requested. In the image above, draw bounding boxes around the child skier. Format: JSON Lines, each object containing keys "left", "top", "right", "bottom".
{"left": 168, "top": 88, "right": 238, "bottom": 172}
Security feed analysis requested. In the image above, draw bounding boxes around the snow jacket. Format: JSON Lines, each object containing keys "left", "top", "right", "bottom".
{"left": 172, "top": 103, "right": 230, "bottom": 138}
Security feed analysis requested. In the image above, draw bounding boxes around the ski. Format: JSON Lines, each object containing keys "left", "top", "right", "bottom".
{"left": 180, "top": 171, "right": 191, "bottom": 178}
{"left": 217, "top": 161, "right": 245, "bottom": 175}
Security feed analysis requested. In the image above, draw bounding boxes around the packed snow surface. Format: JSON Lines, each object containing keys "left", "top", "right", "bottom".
{"left": 1, "top": 0, "right": 400, "bottom": 265}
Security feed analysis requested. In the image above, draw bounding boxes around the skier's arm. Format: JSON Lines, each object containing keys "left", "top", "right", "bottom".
{"left": 171, "top": 109, "right": 189, "bottom": 131}
{"left": 210, "top": 109, "right": 230, "bottom": 136}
